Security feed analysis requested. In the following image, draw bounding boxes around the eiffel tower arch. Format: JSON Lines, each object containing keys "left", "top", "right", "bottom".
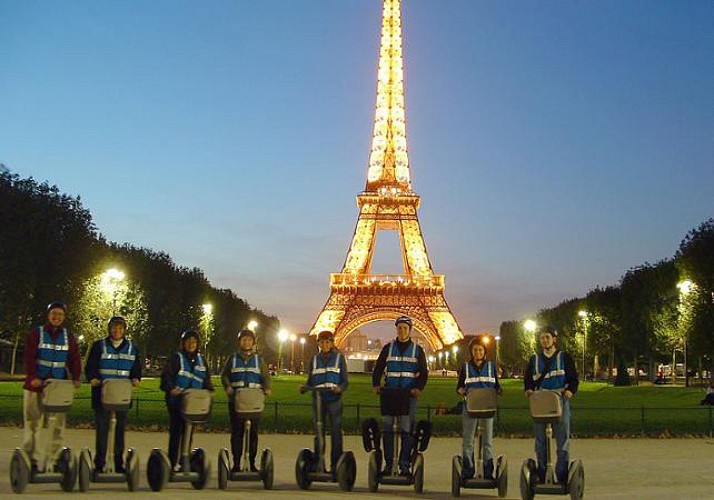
{"left": 310, "top": 0, "right": 464, "bottom": 351}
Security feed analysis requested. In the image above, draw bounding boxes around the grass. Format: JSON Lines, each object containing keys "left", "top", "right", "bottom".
{"left": 0, "top": 375, "right": 711, "bottom": 437}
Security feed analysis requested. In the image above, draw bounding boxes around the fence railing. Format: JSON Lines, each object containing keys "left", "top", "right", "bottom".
{"left": 0, "top": 394, "right": 711, "bottom": 437}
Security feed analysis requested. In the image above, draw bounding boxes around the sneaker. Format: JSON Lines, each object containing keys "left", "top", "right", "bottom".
{"left": 249, "top": 463, "right": 259, "bottom": 473}
{"left": 462, "top": 466, "right": 475, "bottom": 480}
{"left": 381, "top": 464, "right": 393, "bottom": 475}
{"left": 399, "top": 467, "right": 411, "bottom": 477}
{"left": 230, "top": 464, "right": 241, "bottom": 474}
{"left": 172, "top": 463, "right": 182, "bottom": 473}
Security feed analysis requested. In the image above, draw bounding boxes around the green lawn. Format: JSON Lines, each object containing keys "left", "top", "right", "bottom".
{"left": 1, "top": 375, "right": 711, "bottom": 437}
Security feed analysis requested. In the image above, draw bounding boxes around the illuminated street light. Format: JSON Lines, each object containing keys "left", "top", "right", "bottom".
{"left": 247, "top": 320, "right": 258, "bottom": 331}
{"left": 277, "top": 329, "right": 289, "bottom": 371}
{"left": 578, "top": 310, "right": 589, "bottom": 380}
{"left": 289, "top": 333, "right": 297, "bottom": 372}
{"left": 101, "top": 268, "right": 126, "bottom": 315}
{"left": 677, "top": 280, "right": 693, "bottom": 295}
{"left": 202, "top": 303, "right": 213, "bottom": 315}
{"left": 677, "top": 280, "right": 694, "bottom": 387}
{"left": 524, "top": 319, "right": 537, "bottom": 333}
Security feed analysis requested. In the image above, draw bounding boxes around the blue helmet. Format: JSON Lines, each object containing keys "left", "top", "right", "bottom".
{"left": 395, "top": 316, "right": 413, "bottom": 328}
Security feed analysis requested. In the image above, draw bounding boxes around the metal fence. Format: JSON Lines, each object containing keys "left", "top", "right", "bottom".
{"left": 0, "top": 394, "right": 712, "bottom": 437}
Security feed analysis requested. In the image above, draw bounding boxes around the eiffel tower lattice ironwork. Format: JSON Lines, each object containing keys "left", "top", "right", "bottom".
{"left": 310, "top": 0, "right": 464, "bottom": 350}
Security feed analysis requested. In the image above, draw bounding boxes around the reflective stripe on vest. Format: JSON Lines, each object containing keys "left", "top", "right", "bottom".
{"left": 385, "top": 341, "right": 418, "bottom": 388}
{"left": 35, "top": 327, "right": 69, "bottom": 379}
{"left": 98, "top": 338, "right": 137, "bottom": 379}
{"left": 230, "top": 353, "right": 262, "bottom": 389}
{"left": 176, "top": 352, "right": 206, "bottom": 389}
{"left": 464, "top": 360, "right": 497, "bottom": 389}
{"left": 533, "top": 351, "right": 566, "bottom": 390}
{"left": 310, "top": 351, "right": 342, "bottom": 389}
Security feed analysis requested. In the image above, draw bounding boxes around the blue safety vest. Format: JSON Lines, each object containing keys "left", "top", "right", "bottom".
{"left": 463, "top": 360, "right": 497, "bottom": 389}
{"left": 98, "top": 338, "right": 137, "bottom": 380}
{"left": 35, "top": 327, "right": 69, "bottom": 379}
{"left": 229, "top": 352, "right": 263, "bottom": 389}
{"left": 175, "top": 351, "right": 206, "bottom": 390}
{"left": 309, "top": 350, "right": 343, "bottom": 401}
{"left": 385, "top": 341, "right": 420, "bottom": 389}
{"left": 532, "top": 351, "right": 566, "bottom": 390}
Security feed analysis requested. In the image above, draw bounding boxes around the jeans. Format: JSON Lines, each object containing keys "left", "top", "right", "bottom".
{"left": 94, "top": 409, "right": 128, "bottom": 471}
{"left": 382, "top": 397, "right": 417, "bottom": 471}
{"left": 167, "top": 405, "right": 185, "bottom": 468}
{"left": 534, "top": 396, "right": 570, "bottom": 483}
{"left": 461, "top": 406, "right": 494, "bottom": 477}
{"left": 313, "top": 397, "right": 343, "bottom": 470}
{"left": 229, "top": 402, "right": 260, "bottom": 467}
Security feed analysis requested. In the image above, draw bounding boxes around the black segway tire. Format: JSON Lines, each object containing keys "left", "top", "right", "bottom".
{"left": 295, "top": 448, "right": 313, "bottom": 490}
{"left": 126, "top": 448, "right": 140, "bottom": 492}
{"left": 10, "top": 449, "right": 30, "bottom": 494}
{"left": 497, "top": 455, "right": 508, "bottom": 498}
{"left": 336, "top": 451, "right": 357, "bottom": 492}
{"left": 413, "top": 453, "right": 424, "bottom": 494}
{"left": 368, "top": 449, "right": 380, "bottom": 492}
{"left": 361, "top": 417, "right": 381, "bottom": 452}
{"left": 261, "top": 448, "right": 274, "bottom": 490}
{"left": 59, "top": 447, "right": 77, "bottom": 492}
{"left": 451, "top": 455, "right": 462, "bottom": 497}
{"left": 217, "top": 448, "right": 229, "bottom": 490}
{"left": 520, "top": 459, "right": 536, "bottom": 500}
{"left": 414, "top": 420, "right": 432, "bottom": 452}
{"left": 78, "top": 449, "right": 91, "bottom": 492}
{"left": 568, "top": 459, "right": 585, "bottom": 500}
{"left": 146, "top": 449, "right": 168, "bottom": 492}
{"left": 189, "top": 448, "right": 209, "bottom": 490}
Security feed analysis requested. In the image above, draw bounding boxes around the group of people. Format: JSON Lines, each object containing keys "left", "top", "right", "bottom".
{"left": 22, "top": 301, "right": 581, "bottom": 486}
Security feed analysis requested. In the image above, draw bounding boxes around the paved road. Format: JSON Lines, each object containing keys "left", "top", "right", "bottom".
{"left": 1, "top": 427, "right": 712, "bottom": 499}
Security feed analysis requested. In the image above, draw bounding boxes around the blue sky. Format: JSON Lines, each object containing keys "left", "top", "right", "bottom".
{"left": 2, "top": 0, "right": 713, "bottom": 337}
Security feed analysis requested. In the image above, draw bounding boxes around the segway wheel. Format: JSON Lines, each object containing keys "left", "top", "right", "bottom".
{"left": 413, "top": 452, "right": 424, "bottom": 494}
{"left": 497, "top": 455, "right": 508, "bottom": 498}
{"left": 569, "top": 460, "right": 585, "bottom": 500}
{"left": 217, "top": 449, "right": 229, "bottom": 490}
{"left": 59, "top": 447, "right": 77, "bottom": 492}
{"left": 189, "top": 448, "right": 209, "bottom": 490}
{"left": 295, "top": 448, "right": 313, "bottom": 490}
{"left": 10, "top": 449, "right": 30, "bottom": 494}
{"left": 146, "top": 449, "right": 168, "bottom": 492}
{"left": 451, "top": 455, "right": 462, "bottom": 497}
{"left": 520, "top": 459, "right": 536, "bottom": 500}
{"left": 261, "top": 448, "right": 274, "bottom": 490}
{"left": 367, "top": 449, "right": 380, "bottom": 493}
{"left": 78, "top": 449, "right": 91, "bottom": 492}
{"left": 126, "top": 448, "right": 140, "bottom": 492}
{"left": 336, "top": 450, "right": 356, "bottom": 492}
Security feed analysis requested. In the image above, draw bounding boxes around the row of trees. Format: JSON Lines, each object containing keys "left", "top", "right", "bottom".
{"left": 0, "top": 166, "right": 281, "bottom": 373}
{"left": 498, "top": 218, "right": 714, "bottom": 384}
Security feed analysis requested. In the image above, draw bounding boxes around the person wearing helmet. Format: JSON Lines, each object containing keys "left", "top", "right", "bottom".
{"left": 22, "top": 302, "right": 82, "bottom": 472}
{"left": 456, "top": 335, "right": 502, "bottom": 479}
{"left": 524, "top": 325, "right": 579, "bottom": 484}
{"left": 372, "top": 316, "right": 428, "bottom": 476}
{"left": 160, "top": 329, "right": 214, "bottom": 471}
{"left": 220, "top": 329, "right": 272, "bottom": 472}
{"left": 300, "top": 330, "right": 348, "bottom": 476}
{"left": 84, "top": 316, "right": 142, "bottom": 474}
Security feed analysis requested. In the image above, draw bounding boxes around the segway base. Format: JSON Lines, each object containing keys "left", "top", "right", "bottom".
{"left": 29, "top": 471, "right": 64, "bottom": 483}
{"left": 379, "top": 472, "right": 414, "bottom": 486}
{"left": 92, "top": 472, "right": 127, "bottom": 483}
{"left": 229, "top": 471, "right": 262, "bottom": 481}
{"left": 169, "top": 470, "right": 200, "bottom": 482}
{"left": 534, "top": 482, "right": 568, "bottom": 495}
{"left": 463, "top": 477, "right": 498, "bottom": 489}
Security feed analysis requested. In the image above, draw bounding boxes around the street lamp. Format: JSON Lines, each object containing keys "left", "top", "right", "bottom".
{"left": 299, "top": 337, "right": 306, "bottom": 373}
{"left": 277, "top": 329, "right": 289, "bottom": 372}
{"left": 101, "top": 268, "right": 126, "bottom": 315}
{"left": 524, "top": 319, "right": 537, "bottom": 357}
{"left": 289, "top": 333, "right": 297, "bottom": 372}
{"left": 494, "top": 335, "right": 501, "bottom": 367}
{"left": 677, "top": 280, "right": 693, "bottom": 387}
{"left": 578, "top": 310, "right": 588, "bottom": 380}
{"left": 247, "top": 320, "right": 258, "bottom": 332}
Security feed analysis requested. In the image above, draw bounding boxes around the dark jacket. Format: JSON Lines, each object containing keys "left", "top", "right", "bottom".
{"left": 160, "top": 350, "right": 214, "bottom": 407}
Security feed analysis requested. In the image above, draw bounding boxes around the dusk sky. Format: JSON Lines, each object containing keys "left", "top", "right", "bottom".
{"left": 2, "top": 1, "right": 713, "bottom": 339}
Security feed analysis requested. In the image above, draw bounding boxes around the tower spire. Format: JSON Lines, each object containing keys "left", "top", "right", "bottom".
{"left": 366, "top": 0, "right": 411, "bottom": 193}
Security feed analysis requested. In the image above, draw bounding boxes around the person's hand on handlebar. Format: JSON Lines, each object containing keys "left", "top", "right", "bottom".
{"left": 410, "top": 388, "right": 422, "bottom": 398}
{"left": 73, "top": 380, "right": 81, "bottom": 389}
{"left": 372, "top": 386, "right": 381, "bottom": 395}
{"left": 456, "top": 387, "right": 466, "bottom": 396}
{"left": 90, "top": 378, "right": 101, "bottom": 388}
{"left": 525, "top": 390, "right": 534, "bottom": 398}
{"left": 169, "top": 388, "right": 183, "bottom": 397}
{"left": 29, "top": 378, "right": 42, "bottom": 389}
{"left": 564, "top": 390, "right": 573, "bottom": 399}
{"left": 332, "top": 386, "right": 342, "bottom": 394}
{"left": 299, "top": 385, "right": 307, "bottom": 394}
{"left": 225, "top": 386, "right": 234, "bottom": 396}
{"left": 264, "top": 388, "right": 272, "bottom": 397}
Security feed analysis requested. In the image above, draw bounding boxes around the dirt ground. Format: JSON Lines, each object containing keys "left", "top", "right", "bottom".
{"left": 1, "top": 427, "right": 712, "bottom": 499}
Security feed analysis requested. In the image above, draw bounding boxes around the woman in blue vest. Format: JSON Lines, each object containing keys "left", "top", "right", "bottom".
{"left": 456, "top": 335, "right": 502, "bottom": 479}
{"left": 300, "top": 330, "right": 348, "bottom": 475}
{"left": 372, "top": 316, "right": 428, "bottom": 476}
{"left": 160, "top": 329, "right": 214, "bottom": 471}
{"left": 524, "top": 325, "right": 579, "bottom": 484}
{"left": 220, "top": 329, "right": 271, "bottom": 472}
{"left": 85, "top": 316, "right": 142, "bottom": 474}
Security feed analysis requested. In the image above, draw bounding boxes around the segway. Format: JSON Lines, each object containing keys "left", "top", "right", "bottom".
{"left": 451, "top": 387, "right": 507, "bottom": 497}
{"left": 217, "top": 387, "right": 274, "bottom": 490}
{"left": 146, "top": 388, "right": 212, "bottom": 491}
{"left": 520, "top": 390, "right": 584, "bottom": 500}
{"left": 10, "top": 379, "right": 78, "bottom": 494}
{"left": 295, "top": 386, "right": 357, "bottom": 492}
{"left": 78, "top": 378, "right": 140, "bottom": 492}
{"left": 363, "top": 386, "right": 431, "bottom": 494}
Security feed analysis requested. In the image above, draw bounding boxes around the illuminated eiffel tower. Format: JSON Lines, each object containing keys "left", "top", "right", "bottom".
{"left": 310, "top": 0, "right": 464, "bottom": 350}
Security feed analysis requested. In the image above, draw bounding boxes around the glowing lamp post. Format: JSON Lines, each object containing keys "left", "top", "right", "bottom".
{"left": 247, "top": 320, "right": 258, "bottom": 332}
{"left": 677, "top": 280, "right": 693, "bottom": 387}
{"left": 299, "top": 337, "right": 306, "bottom": 373}
{"left": 289, "top": 333, "right": 297, "bottom": 373}
{"left": 277, "top": 329, "right": 289, "bottom": 372}
{"left": 578, "top": 310, "right": 588, "bottom": 380}
{"left": 102, "top": 268, "right": 126, "bottom": 315}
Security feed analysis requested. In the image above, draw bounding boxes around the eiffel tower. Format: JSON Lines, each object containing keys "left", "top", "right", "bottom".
{"left": 310, "top": 0, "right": 464, "bottom": 351}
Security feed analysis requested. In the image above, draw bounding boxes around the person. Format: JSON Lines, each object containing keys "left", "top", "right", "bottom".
{"left": 220, "top": 329, "right": 271, "bottom": 472}
{"left": 84, "top": 316, "right": 142, "bottom": 474}
{"left": 456, "top": 335, "right": 502, "bottom": 479}
{"left": 22, "top": 302, "right": 82, "bottom": 472}
{"left": 160, "top": 329, "right": 214, "bottom": 471}
{"left": 300, "top": 330, "right": 348, "bottom": 476}
{"left": 524, "top": 325, "right": 579, "bottom": 484}
{"left": 700, "top": 380, "right": 714, "bottom": 406}
{"left": 372, "top": 316, "right": 428, "bottom": 476}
